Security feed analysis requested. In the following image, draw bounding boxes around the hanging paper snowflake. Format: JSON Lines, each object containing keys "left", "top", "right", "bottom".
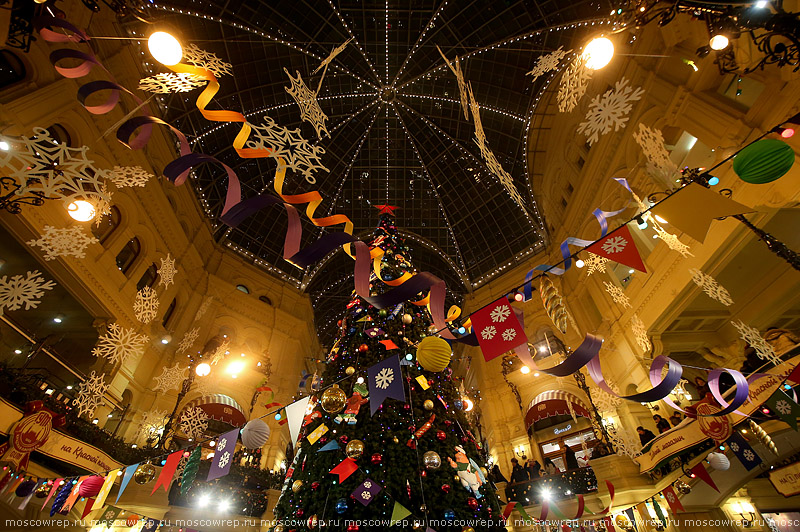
{"left": 437, "top": 46, "right": 470, "bottom": 120}
{"left": 179, "top": 406, "right": 209, "bottom": 440}
{"left": 110, "top": 166, "right": 152, "bottom": 188}
{"left": 527, "top": 46, "right": 570, "bottom": 83}
{"left": 27, "top": 226, "right": 98, "bottom": 261}
{"left": 152, "top": 362, "right": 188, "bottom": 393}
{"left": 92, "top": 323, "right": 150, "bottom": 365}
{"left": 0, "top": 127, "right": 113, "bottom": 214}
{"left": 134, "top": 409, "right": 168, "bottom": 444}
{"left": 73, "top": 371, "right": 108, "bottom": 418}
{"left": 606, "top": 423, "right": 640, "bottom": 459}
{"left": 584, "top": 253, "right": 609, "bottom": 275}
{"left": 603, "top": 281, "right": 632, "bottom": 308}
{"left": 688, "top": 268, "right": 733, "bottom": 306}
{"left": 731, "top": 320, "right": 780, "bottom": 366}
{"left": 577, "top": 78, "right": 644, "bottom": 145}
{"left": 194, "top": 296, "right": 213, "bottom": 321}
{"left": 209, "top": 339, "right": 230, "bottom": 366}
{"left": 284, "top": 68, "right": 329, "bottom": 139}
{"left": 177, "top": 327, "right": 200, "bottom": 354}
{"left": 557, "top": 55, "right": 592, "bottom": 113}
{"left": 633, "top": 123, "right": 678, "bottom": 180}
{"left": 594, "top": 384, "right": 622, "bottom": 414}
{"left": 314, "top": 38, "right": 352, "bottom": 75}
{"left": 194, "top": 377, "right": 212, "bottom": 398}
{"left": 134, "top": 286, "right": 159, "bottom": 324}
{"left": 630, "top": 314, "right": 651, "bottom": 354}
{"left": 183, "top": 44, "right": 233, "bottom": 77}
{"left": 246, "top": 116, "right": 329, "bottom": 184}
{"left": 0, "top": 270, "right": 56, "bottom": 312}
{"left": 653, "top": 222, "right": 694, "bottom": 257}
{"left": 138, "top": 73, "right": 206, "bottom": 94}
{"left": 158, "top": 254, "right": 177, "bottom": 288}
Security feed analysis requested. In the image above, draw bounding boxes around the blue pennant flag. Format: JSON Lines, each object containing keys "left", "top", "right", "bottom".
{"left": 317, "top": 440, "right": 340, "bottom": 453}
{"left": 115, "top": 464, "right": 138, "bottom": 504}
{"left": 368, "top": 355, "right": 405, "bottom": 415}
{"left": 726, "top": 432, "right": 762, "bottom": 471}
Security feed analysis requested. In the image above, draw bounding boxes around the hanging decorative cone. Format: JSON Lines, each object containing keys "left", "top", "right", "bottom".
{"left": 539, "top": 275, "right": 568, "bottom": 333}
{"left": 748, "top": 420, "right": 779, "bottom": 455}
{"left": 180, "top": 446, "right": 201, "bottom": 496}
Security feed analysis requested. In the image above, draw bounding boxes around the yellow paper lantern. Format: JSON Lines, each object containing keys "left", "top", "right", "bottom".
{"left": 416, "top": 336, "right": 451, "bottom": 372}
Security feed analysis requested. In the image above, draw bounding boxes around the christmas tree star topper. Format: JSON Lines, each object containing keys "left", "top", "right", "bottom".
{"left": 374, "top": 204, "right": 398, "bottom": 215}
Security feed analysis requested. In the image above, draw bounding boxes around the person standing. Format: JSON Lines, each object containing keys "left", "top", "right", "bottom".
{"left": 544, "top": 457, "right": 560, "bottom": 476}
{"left": 637, "top": 426, "right": 656, "bottom": 446}
{"left": 653, "top": 414, "right": 671, "bottom": 433}
{"left": 509, "top": 458, "right": 530, "bottom": 502}
{"left": 526, "top": 458, "right": 541, "bottom": 479}
{"left": 564, "top": 445, "right": 579, "bottom": 470}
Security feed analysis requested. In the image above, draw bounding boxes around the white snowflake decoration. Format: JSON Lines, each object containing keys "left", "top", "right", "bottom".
{"left": 606, "top": 423, "right": 639, "bottom": 459}
{"left": 652, "top": 220, "right": 694, "bottom": 257}
{"left": 194, "top": 377, "right": 212, "bottom": 398}
{"left": 602, "top": 235, "right": 628, "bottom": 254}
{"left": 438, "top": 46, "right": 470, "bottom": 120}
{"left": 688, "top": 268, "right": 733, "bottom": 306}
{"left": 730, "top": 442, "right": 740, "bottom": 452}
{"left": 375, "top": 368, "right": 394, "bottom": 390}
{"left": 584, "top": 253, "right": 609, "bottom": 275}
{"left": 73, "top": 371, "right": 108, "bottom": 418}
{"left": 490, "top": 305, "right": 511, "bottom": 323}
{"left": 594, "top": 386, "right": 622, "bottom": 414}
{"left": 0, "top": 127, "right": 113, "bottom": 214}
{"left": 134, "top": 409, "right": 168, "bottom": 444}
{"left": 731, "top": 320, "right": 780, "bottom": 366}
{"left": 603, "top": 281, "right": 632, "bottom": 308}
{"left": 284, "top": 68, "right": 329, "bottom": 139}
{"left": 209, "top": 339, "right": 230, "bottom": 366}
{"left": 27, "top": 226, "right": 98, "bottom": 261}
{"left": 110, "top": 166, "right": 152, "bottom": 188}
{"left": 0, "top": 270, "right": 56, "bottom": 313}
{"left": 245, "top": 116, "right": 329, "bottom": 184}
{"left": 633, "top": 123, "right": 679, "bottom": 180}
{"left": 631, "top": 314, "right": 651, "bottom": 353}
{"left": 138, "top": 73, "right": 206, "bottom": 94}
{"left": 180, "top": 406, "right": 209, "bottom": 440}
{"left": 557, "top": 55, "right": 592, "bottom": 113}
{"left": 92, "top": 323, "right": 150, "bottom": 365}
{"left": 363, "top": 481, "right": 373, "bottom": 489}
{"left": 134, "top": 286, "right": 160, "bottom": 324}
{"left": 314, "top": 38, "right": 352, "bottom": 75}
{"left": 481, "top": 326, "right": 496, "bottom": 340}
{"left": 152, "top": 362, "right": 188, "bottom": 393}
{"left": 501, "top": 328, "right": 517, "bottom": 342}
{"left": 578, "top": 78, "right": 644, "bottom": 145}
{"left": 183, "top": 44, "right": 233, "bottom": 78}
{"left": 217, "top": 437, "right": 229, "bottom": 452}
{"left": 218, "top": 451, "right": 230, "bottom": 468}
{"left": 527, "top": 46, "right": 570, "bottom": 83}
{"left": 743, "top": 449, "right": 756, "bottom": 462}
{"left": 775, "top": 400, "right": 792, "bottom": 415}
{"left": 194, "top": 296, "right": 213, "bottom": 321}
{"left": 177, "top": 327, "right": 200, "bottom": 354}
{"left": 158, "top": 254, "right": 177, "bottom": 288}
{"left": 361, "top": 490, "right": 371, "bottom": 500}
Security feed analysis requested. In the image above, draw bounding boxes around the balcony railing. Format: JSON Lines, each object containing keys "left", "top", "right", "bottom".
{"left": 504, "top": 467, "right": 598, "bottom": 505}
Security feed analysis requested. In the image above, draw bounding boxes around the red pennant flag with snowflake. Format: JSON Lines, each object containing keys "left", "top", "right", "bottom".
{"left": 585, "top": 224, "right": 647, "bottom": 273}
{"left": 787, "top": 363, "right": 800, "bottom": 385}
{"left": 471, "top": 298, "right": 528, "bottom": 361}
{"left": 662, "top": 485, "right": 684, "bottom": 513}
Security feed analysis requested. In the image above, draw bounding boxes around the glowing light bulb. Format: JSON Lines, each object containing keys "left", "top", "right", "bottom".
{"left": 582, "top": 37, "right": 614, "bottom": 69}
{"left": 0, "top": 141, "right": 9, "bottom": 151}
{"left": 575, "top": 259, "right": 585, "bottom": 268}
{"left": 709, "top": 34, "right": 730, "bottom": 51}
{"left": 148, "top": 31, "right": 183, "bottom": 65}
{"left": 520, "top": 366, "right": 531, "bottom": 374}
{"left": 195, "top": 362, "right": 211, "bottom": 377}
{"left": 67, "top": 200, "right": 96, "bottom": 222}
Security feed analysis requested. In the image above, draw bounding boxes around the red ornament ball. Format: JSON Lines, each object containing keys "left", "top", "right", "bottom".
{"left": 370, "top": 453, "right": 383, "bottom": 466}
{"left": 467, "top": 497, "right": 478, "bottom": 511}
{"left": 358, "top": 344, "right": 369, "bottom": 353}
{"left": 296, "top": 508, "right": 304, "bottom": 518}
{"left": 347, "top": 525, "right": 359, "bottom": 532}
{"left": 307, "top": 516, "right": 318, "bottom": 529}
{"left": 435, "top": 430, "right": 446, "bottom": 441}
{"left": 444, "top": 420, "right": 453, "bottom": 427}
{"left": 311, "top": 482, "right": 320, "bottom": 491}
{"left": 337, "top": 320, "right": 342, "bottom": 327}
{"left": 126, "top": 516, "right": 140, "bottom": 528}
{"left": 339, "top": 435, "right": 349, "bottom": 445}
{"left": 403, "top": 404, "right": 411, "bottom": 411}
{"left": 428, "top": 379, "right": 434, "bottom": 386}
{"left": 441, "top": 484, "right": 451, "bottom": 493}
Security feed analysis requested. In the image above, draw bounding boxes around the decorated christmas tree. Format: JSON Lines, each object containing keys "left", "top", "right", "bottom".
{"left": 272, "top": 206, "right": 506, "bottom": 531}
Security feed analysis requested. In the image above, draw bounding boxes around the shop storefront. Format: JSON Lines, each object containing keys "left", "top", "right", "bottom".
{"left": 537, "top": 419, "right": 597, "bottom": 471}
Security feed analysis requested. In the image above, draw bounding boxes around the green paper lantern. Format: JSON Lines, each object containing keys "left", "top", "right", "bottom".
{"left": 733, "top": 138, "right": 795, "bottom": 184}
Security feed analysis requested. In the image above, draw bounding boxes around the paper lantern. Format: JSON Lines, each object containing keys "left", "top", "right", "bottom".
{"left": 78, "top": 475, "right": 104, "bottom": 497}
{"left": 733, "top": 138, "right": 795, "bottom": 184}
{"left": 15, "top": 479, "right": 37, "bottom": 497}
{"left": 416, "top": 336, "right": 451, "bottom": 372}
{"left": 241, "top": 418, "right": 271, "bottom": 449}
{"left": 126, "top": 515, "right": 140, "bottom": 527}
{"left": 707, "top": 452, "right": 730, "bottom": 471}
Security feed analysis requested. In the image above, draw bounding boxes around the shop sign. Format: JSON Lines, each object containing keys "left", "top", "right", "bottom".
{"left": 554, "top": 424, "right": 572, "bottom": 435}
{"left": 769, "top": 461, "right": 800, "bottom": 497}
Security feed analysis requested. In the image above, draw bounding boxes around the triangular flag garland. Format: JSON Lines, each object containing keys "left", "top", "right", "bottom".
{"left": 94, "top": 470, "right": 117, "bottom": 509}
{"left": 368, "top": 355, "right": 406, "bottom": 415}
{"left": 116, "top": 464, "right": 138, "bottom": 503}
{"left": 61, "top": 475, "right": 88, "bottom": 513}
{"left": 651, "top": 498, "right": 667, "bottom": 528}
{"left": 351, "top": 477, "right": 381, "bottom": 506}
{"left": 208, "top": 428, "right": 240, "bottom": 481}
{"left": 181, "top": 446, "right": 202, "bottom": 496}
{"left": 18, "top": 481, "right": 39, "bottom": 511}
{"left": 329, "top": 457, "right": 358, "bottom": 482}
{"left": 390, "top": 501, "right": 412, "bottom": 525}
{"left": 662, "top": 485, "right": 684, "bottom": 513}
{"left": 623, "top": 508, "right": 638, "bottom": 532}
{"left": 152, "top": 450, "right": 183, "bottom": 494}
{"left": 470, "top": 298, "right": 528, "bottom": 361}
{"left": 726, "top": 432, "right": 763, "bottom": 471}
{"left": 787, "top": 363, "right": 800, "bottom": 385}
{"left": 317, "top": 440, "right": 340, "bottom": 452}
{"left": 690, "top": 462, "right": 719, "bottom": 492}
{"left": 100, "top": 506, "right": 122, "bottom": 527}
{"left": 80, "top": 497, "right": 96, "bottom": 519}
{"left": 141, "top": 517, "right": 160, "bottom": 532}
{"left": 41, "top": 479, "right": 61, "bottom": 511}
{"left": 585, "top": 224, "right": 647, "bottom": 273}
{"left": 765, "top": 389, "right": 800, "bottom": 430}
{"left": 285, "top": 396, "right": 311, "bottom": 444}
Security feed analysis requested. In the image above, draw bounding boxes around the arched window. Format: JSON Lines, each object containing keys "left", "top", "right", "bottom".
{"left": 236, "top": 284, "right": 250, "bottom": 294}
{"left": 258, "top": 295, "right": 273, "bottom": 306}
{"left": 115, "top": 237, "right": 140, "bottom": 274}
{"left": 46, "top": 124, "right": 72, "bottom": 146}
{"left": 91, "top": 205, "right": 121, "bottom": 244}
{"left": 0, "top": 50, "right": 26, "bottom": 89}
{"left": 137, "top": 263, "right": 158, "bottom": 290}
{"left": 162, "top": 297, "right": 177, "bottom": 328}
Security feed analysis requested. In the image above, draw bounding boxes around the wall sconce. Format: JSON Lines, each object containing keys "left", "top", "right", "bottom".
{"left": 733, "top": 501, "right": 756, "bottom": 528}
{"left": 513, "top": 445, "right": 528, "bottom": 458}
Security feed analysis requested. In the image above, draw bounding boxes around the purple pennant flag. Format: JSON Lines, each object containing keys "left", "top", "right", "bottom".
{"left": 208, "top": 428, "right": 240, "bottom": 481}
{"left": 368, "top": 355, "right": 405, "bottom": 415}
{"left": 365, "top": 327, "right": 385, "bottom": 338}
{"left": 726, "top": 432, "right": 762, "bottom": 471}
{"left": 141, "top": 518, "right": 160, "bottom": 532}
{"left": 352, "top": 478, "right": 382, "bottom": 506}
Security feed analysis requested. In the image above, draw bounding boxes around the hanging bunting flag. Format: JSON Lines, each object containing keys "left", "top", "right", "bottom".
{"left": 6, "top": 476, "right": 24, "bottom": 496}
{"left": 726, "top": 432, "right": 762, "bottom": 471}
{"left": 152, "top": 450, "right": 183, "bottom": 495}
{"left": 649, "top": 183, "right": 752, "bottom": 243}
{"left": 470, "top": 298, "right": 528, "bottom": 361}
{"left": 298, "top": 370, "right": 312, "bottom": 391}
{"left": 352, "top": 477, "right": 381, "bottom": 506}
{"left": 329, "top": 457, "right": 358, "bottom": 483}
{"left": 368, "top": 355, "right": 405, "bottom": 415}
{"left": 690, "top": 463, "right": 719, "bottom": 492}
{"left": 94, "top": 470, "right": 117, "bottom": 509}
{"left": 99, "top": 505, "right": 122, "bottom": 527}
{"left": 391, "top": 501, "right": 412, "bottom": 525}
{"left": 635, "top": 502, "right": 651, "bottom": 530}
{"left": 662, "top": 485, "right": 684, "bottom": 513}
{"left": 603, "top": 516, "right": 616, "bottom": 531}
{"left": 208, "top": 428, "right": 240, "bottom": 481}
{"left": 141, "top": 517, "right": 160, "bottom": 532}
{"left": 765, "top": 389, "right": 800, "bottom": 430}
{"left": 307, "top": 423, "right": 328, "bottom": 445}
{"left": 285, "top": 396, "right": 311, "bottom": 445}
{"left": 116, "top": 464, "right": 138, "bottom": 503}
{"left": 651, "top": 498, "right": 667, "bottom": 528}
{"left": 317, "top": 440, "right": 339, "bottom": 452}
{"left": 624, "top": 508, "right": 639, "bottom": 531}
{"left": 18, "top": 481, "right": 39, "bottom": 511}
{"left": 80, "top": 497, "right": 96, "bottom": 519}
{"left": 379, "top": 339, "right": 399, "bottom": 350}
{"left": 365, "top": 327, "right": 384, "bottom": 338}
{"left": 787, "top": 363, "right": 800, "bottom": 385}
{"left": 61, "top": 475, "right": 89, "bottom": 513}
{"left": 415, "top": 375, "right": 430, "bottom": 390}
{"left": 41, "top": 479, "right": 61, "bottom": 512}
{"left": 585, "top": 224, "right": 647, "bottom": 273}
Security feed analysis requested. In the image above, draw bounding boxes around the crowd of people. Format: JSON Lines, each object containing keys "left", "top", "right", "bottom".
{"left": 491, "top": 445, "right": 587, "bottom": 504}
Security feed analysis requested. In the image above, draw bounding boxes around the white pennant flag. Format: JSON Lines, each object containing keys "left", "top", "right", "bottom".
{"left": 284, "top": 396, "right": 311, "bottom": 445}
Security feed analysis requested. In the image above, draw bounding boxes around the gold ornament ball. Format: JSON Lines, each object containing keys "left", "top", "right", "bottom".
{"left": 402, "top": 313, "right": 413, "bottom": 324}
{"left": 423, "top": 399, "right": 434, "bottom": 411}
{"left": 35, "top": 483, "right": 50, "bottom": 498}
{"left": 462, "top": 528, "right": 476, "bottom": 532}
{"left": 274, "top": 526, "right": 285, "bottom": 532}
{"left": 292, "top": 480, "right": 303, "bottom": 493}
{"left": 134, "top": 463, "right": 157, "bottom": 484}
{"left": 345, "top": 366, "right": 355, "bottom": 376}
{"left": 392, "top": 436, "right": 399, "bottom": 443}
{"left": 423, "top": 450, "right": 442, "bottom": 469}
{"left": 345, "top": 439, "right": 365, "bottom": 459}
{"left": 321, "top": 384, "right": 347, "bottom": 413}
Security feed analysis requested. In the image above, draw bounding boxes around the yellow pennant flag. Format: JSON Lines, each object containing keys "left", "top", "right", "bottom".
{"left": 415, "top": 375, "right": 430, "bottom": 390}
{"left": 307, "top": 424, "right": 328, "bottom": 445}
{"left": 93, "top": 470, "right": 118, "bottom": 509}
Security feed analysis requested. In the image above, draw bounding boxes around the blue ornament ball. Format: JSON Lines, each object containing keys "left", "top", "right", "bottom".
{"left": 444, "top": 509, "right": 455, "bottom": 521}
{"left": 348, "top": 327, "right": 356, "bottom": 334}
{"left": 335, "top": 498, "right": 348, "bottom": 514}
{"left": 454, "top": 399, "right": 463, "bottom": 411}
